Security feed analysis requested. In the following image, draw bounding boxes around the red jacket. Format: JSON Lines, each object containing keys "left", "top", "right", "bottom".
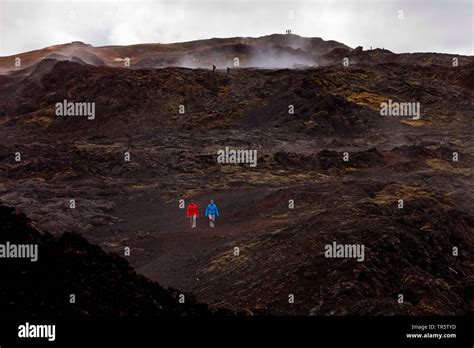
{"left": 186, "top": 203, "right": 199, "bottom": 217}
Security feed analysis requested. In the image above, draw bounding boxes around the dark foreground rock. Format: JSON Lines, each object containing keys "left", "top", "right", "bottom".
{"left": 0, "top": 205, "right": 232, "bottom": 319}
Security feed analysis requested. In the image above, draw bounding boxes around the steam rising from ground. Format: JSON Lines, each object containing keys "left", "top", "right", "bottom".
{"left": 177, "top": 50, "right": 317, "bottom": 69}
{"left": 176, "top": 37, "right": 319, "bottom": 69}
{"left": 246, "top": 47, "right": 317, "bottom": 69}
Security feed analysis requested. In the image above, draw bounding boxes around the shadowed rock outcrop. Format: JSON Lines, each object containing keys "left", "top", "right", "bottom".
{"left": 0, "top": 205, "right": 231, "bottom": 318}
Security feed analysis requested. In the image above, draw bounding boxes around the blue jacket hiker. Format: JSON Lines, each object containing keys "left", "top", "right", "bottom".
{"left": 205, "top": 200, "right": 219, "bottom": 228}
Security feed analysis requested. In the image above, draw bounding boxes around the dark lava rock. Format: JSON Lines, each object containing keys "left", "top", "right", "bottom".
{"left": 274, "top": 148, "right": 384, "bottom": 171}
{"left": 0, "top": 205, "right": 232, "bottom": 319}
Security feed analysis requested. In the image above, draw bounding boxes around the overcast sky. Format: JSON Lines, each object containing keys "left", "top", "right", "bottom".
{"left": 0, "top": 0, "right": 472, "bottom": 56}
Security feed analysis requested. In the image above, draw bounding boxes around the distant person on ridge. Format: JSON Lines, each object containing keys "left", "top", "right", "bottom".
{"left": 205, "top": 199, "right": 220, "bottom": 228}
{"left": 186, "top": 201, "right": 199, "bottom": 229}
{"left": 212, "top": 64, "right": 216, "bottom": 72}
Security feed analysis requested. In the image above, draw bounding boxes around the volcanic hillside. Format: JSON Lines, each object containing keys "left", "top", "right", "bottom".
{"left": 0, "top": 36, "right": 473, "bottom": 315}
{"left": 1, "top": 34, "right": 471, "bottom": 73}
{"left": 0, "top": 34, "right": 351, "bottom": 71}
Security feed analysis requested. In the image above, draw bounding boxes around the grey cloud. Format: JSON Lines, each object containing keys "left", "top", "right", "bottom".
{"left": 0, "top": 0, "right": 472, "bottom": 56}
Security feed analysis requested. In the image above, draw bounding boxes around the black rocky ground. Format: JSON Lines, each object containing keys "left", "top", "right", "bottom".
{"left": 0, "top": 49, "right": 473, "bottom": 315}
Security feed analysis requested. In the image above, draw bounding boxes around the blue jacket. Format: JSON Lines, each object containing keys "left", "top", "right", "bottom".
{"left": 205, "top": 203, "right": 219, "bottom": 217}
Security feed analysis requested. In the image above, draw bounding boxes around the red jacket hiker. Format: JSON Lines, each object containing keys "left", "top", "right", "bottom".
{"left": 186, "top": 202, "right": 199, "bottom": 217}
